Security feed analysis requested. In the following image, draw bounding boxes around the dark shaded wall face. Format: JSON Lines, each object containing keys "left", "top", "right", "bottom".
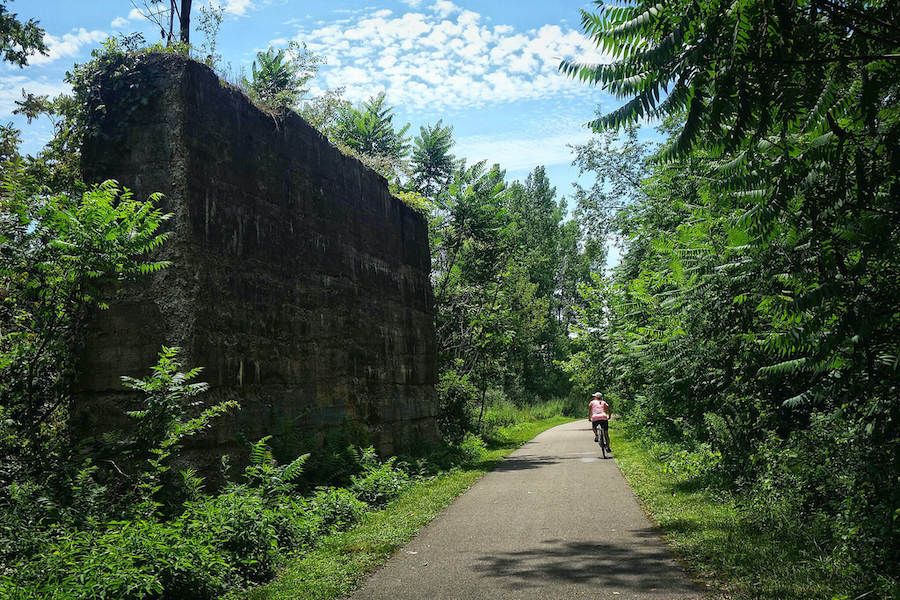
{"left": 77, "top": 53, "right": 438, "bottom": 467}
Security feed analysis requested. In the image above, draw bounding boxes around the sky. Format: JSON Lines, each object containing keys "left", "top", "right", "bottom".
{"left": 2, "top": 0, "right": 641, "bottom": 215}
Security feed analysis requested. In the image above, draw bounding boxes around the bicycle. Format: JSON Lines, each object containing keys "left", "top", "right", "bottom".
{"left": 593, "top": 421, "right": 610, "bottom": 459}
{"left": 598, "top": 426, "right": 608, "bottom": 459}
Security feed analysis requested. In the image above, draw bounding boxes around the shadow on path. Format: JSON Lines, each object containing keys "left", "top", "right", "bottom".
{"left": 472, "top": 534, "right": 699, "bottom": 595}
{"left": 491, "top": 455, "right": 562, "bottom": 471}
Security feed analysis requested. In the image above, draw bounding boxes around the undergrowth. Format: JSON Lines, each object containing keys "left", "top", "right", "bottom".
{"left": 1, "top": 344, "right": 574, "bottom": 600}
{"left": 610, "top": 420, "right": 899, "bottom": 600}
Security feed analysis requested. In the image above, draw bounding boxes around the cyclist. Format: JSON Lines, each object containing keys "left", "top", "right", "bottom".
{"left": 588, "top": 392, "right": 611, "bottom": 452}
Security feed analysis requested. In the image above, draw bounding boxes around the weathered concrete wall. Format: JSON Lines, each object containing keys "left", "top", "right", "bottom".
{"left": 76, "top": 53, "right": 438, "bottom": 466}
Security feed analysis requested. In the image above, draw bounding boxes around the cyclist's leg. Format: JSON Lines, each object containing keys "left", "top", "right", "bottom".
{"left": 591, "top": 420, "right": 599, "bottom": 441}
{"left": 601, "top": 420, "right": 611, "bottom": 451}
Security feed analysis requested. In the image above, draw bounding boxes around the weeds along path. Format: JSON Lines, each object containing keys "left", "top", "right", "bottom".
{"left": 347, "top": 420, "right": 706, "bottom": 600}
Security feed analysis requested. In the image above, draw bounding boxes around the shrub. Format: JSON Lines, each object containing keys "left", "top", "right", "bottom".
{"left": 350, "top": 456, "right": 410, "bottom": 507}
{"left": 1, "top": 519, "right": 230, "bottom": 600}
{"left": 310, "top": 486, "right": 367, "bottom": 532}
{"left": 456, "top": 433, "right": 487, "bottom": 465}
{"left": 0, "top": 171, "right": 172, "bottom": 490}
{"left": 436, "top": 370, "right": 478, "bottom": 444}
{"left": 185, "top": 486, "right": 282, "bottom": 584}
{"left": 264, "top": 495, "right": 323, "bottom": 553}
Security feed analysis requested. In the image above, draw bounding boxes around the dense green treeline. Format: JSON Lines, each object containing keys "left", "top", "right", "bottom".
{"left": 561, "top": 0, "right": 898, "bottom": 597}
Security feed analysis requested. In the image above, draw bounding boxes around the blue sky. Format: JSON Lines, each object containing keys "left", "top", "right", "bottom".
{"left": 2, "top": 0, "right": 637, "bottom": 207}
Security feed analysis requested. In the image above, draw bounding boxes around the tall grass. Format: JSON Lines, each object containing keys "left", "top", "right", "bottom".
{"left": 479, "top": 395, "right": 582, "bottom": 435}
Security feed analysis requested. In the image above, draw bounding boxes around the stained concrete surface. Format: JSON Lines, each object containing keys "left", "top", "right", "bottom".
{"left": 77, "top": 54, "right": 438, "bottom": 468}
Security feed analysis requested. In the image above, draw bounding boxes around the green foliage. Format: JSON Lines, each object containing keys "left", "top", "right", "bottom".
{"left": 14, "top": 34, "right": 149, "bottom": 193}
{"left": 1, "top": 348, "right": 240, "bottom": 598}
{"left": 607, "top": 425, "right": 900, "bottom": 600}
{"left": 429, "top": 159, "right": 581, "bottom": 417}
{"left": 332, "top": 92, "right": 410, "bottom": 181}
{"left": 299, "top": 87, "right": 351, "bottom": 139}
{"left": 188, "top": 486, "right": 283, "bottom": 583}
{"left": 1, "top": 405, "right": 373, "bottom": 598}
{"left": 243, "top": 43, "right": 322, "bottom": 112}
{"left": 334, "top": 92, "right": 410, "bottom": 159}
{"left": 309, "top": 486, "right": 367, "bottom": 532}
{"left": 392, "top": 189, "right": 431, "bottom": 213}
{"left": 431, "top": 160, "right": 514, "bottom": 413}
{"left": 0, "top": 169, "right": 171, "bottom": 479}
{"left": 569, "top": 125, "right": 649, "bottom": 271}
{"left": 195, "top": 1, "right": 224, "bottom": 69}
{"left": 455, "top": 433, "right": 487, "bottom": 465}
{"left": 0, "top": 122, "right": 22, "bottom": 164}
{"left": 480, "top": 396, "right": 582, "bottom": 438}
{"left": 436, "top": 369, "right": 478, "bottom": 444}
{"left": 0, "top": 0, "right": 48, "bottom": 67}
{"left": 2, "top": 517, "right": 231, "bottom": 600}
{"left": 349, "top": 449, "right": 410, "bottom": 508}
{"left": 409, "top": 120, "right": 456, "bottom": 200}
{"left": 110, "top": 347, "right": 238, "bottom": 513}
{"left": 562, "top": 0, "right": 900, "bottom": 590}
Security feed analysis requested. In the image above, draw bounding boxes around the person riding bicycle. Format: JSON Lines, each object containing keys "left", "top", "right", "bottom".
{"left": 588, "top": 392, "right": 611, "bottom": 452}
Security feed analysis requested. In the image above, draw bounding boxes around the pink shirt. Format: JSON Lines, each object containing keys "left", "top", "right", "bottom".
{"left": 589, "top": 399, "right": 609, "bottom": 421}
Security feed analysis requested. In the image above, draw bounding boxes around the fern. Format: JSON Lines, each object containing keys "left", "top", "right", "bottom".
{"left": 281, "top": 453, "right": 310, "bottom": 484}
{"left": 248, "top": 436, "right": 274, "bottom": 467}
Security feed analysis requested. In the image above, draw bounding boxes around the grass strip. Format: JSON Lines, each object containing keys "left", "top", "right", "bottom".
{"left": 609, "top": 425, "right": 848, "bottom": 600}
{"left": 247, "top": 416, "right": 576, "bottom": 600}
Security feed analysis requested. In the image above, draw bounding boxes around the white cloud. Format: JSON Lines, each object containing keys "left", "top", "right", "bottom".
{"left": 0, "top": 76, "right": 71, "bottom": 116}
{"left": 431, "top": 1, "right": 460, "bottom": 18}
{"left": 401, "top": 0, "right": 423, "bottom": 6}
{"left": 111, "top": 16, "right": 130, "bottom": 29}
{"left": 223, "top": 0, "right": 254, "bottom": 16}
{"left": 294, "top": 6, "right": 612, "bottom": 110}
{"left": 28, "top": 29, "right": 108, "bottom": 66}
{"left": 455, "top": 127, "right": 593, "bottom": 171}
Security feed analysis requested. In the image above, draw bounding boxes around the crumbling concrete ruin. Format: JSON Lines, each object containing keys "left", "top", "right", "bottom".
{"left": 76, "top": 53, "right": 438, "bottom": 466}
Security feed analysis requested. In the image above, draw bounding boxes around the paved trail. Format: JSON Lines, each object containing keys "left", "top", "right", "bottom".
{"left": 348, "top": 420, "right": 706, "bottom": 600}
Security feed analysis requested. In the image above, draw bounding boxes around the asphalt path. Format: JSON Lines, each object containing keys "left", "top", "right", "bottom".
{"left": 347, "top": 419, "right": 707, "bottom": 600}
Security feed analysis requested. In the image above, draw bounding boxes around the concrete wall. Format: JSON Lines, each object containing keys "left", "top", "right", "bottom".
{"left": 76, "top": 53, "right": 438, "bottom": 467}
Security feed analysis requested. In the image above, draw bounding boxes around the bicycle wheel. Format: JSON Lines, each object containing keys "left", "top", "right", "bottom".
{"left": 598, "top": 429, "right": 607, "bottom": 459}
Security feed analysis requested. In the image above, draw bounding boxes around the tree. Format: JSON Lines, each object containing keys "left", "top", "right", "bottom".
{"left": 243, "top": 43, "right": 322, "bottom": 111}
{"left": 300, "top": 87, "right": 351, "bottom": 140}
{"left": 332, "top": 92, "right": 410, "bottom": 176}
{"left": 0, "top": 168, "right": 171, "bottom": 483}
{"left": 561, "top": 0, "right": 900, "bottom": 590}
{"left": 501, "top": 167, "right": 574, "bottom": 400}
{"left": 0, "top": 123, "right": 21, "bottom": 164}
{"left": 0, "top": 0, "right": 47, "bottom": 67}
{"left": 410, "top": 120, "right": 456, "bottom": 200}
{"left": 570, "top": 125, "right": 650, "bottom": 273}
{"left": 0, "top": 1, "right": 46, "bottom": 164}
{"left": 430, "top": 161, "right": 513, "bottom": 416}
{"left": 195, "top": 1, "right": 224, "bottom": 68}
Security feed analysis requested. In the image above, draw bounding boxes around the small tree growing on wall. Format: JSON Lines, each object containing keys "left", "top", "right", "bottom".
{"left": 243, "top": 43, "right": 323, "bottom": 112}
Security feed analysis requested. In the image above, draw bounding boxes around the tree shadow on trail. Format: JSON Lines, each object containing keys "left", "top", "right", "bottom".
{"left": 490, "top": 455, "right": 562, "bottom": 472}
{"left": 472, "top": 536, "right": 703, "bottom": 596}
